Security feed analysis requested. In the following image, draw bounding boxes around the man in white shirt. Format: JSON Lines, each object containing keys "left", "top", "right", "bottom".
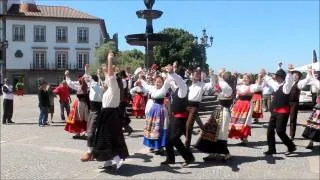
{"left": 2, "top": 78, "right": 14, "bottom": 124}
{"left": 185, "top": 68, "right": 213, "bottom": 148}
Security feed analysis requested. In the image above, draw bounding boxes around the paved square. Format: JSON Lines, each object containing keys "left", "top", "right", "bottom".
{"left": 1, "top": 95, "right": 319, "bottom": 179}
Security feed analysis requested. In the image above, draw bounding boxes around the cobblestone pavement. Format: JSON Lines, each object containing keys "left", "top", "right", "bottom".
{"left": 1, "top": 95, "right": 319, "bottom": 180}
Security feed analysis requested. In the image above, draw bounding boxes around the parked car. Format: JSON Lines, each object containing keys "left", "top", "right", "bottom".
{"left": 299, "top": 85, "right": 313, "bottom": 107}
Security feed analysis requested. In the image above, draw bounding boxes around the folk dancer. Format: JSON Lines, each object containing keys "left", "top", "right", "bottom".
{"left": 64, "top": 72, "right": 90, "bottom": 139}
{"left": 130, "top": 80, "right": 147, "bottom": 119}
{"left": 80, "top": 66, "right": 104, "bottom": 161}
{"left": 229, "top": 73, "right": 263, "bottom": 144}
{"left": 263, "top": 65, "right": 311, "bottom": 155}
{"left": 161, "top": 64, "right": 195, "bottom": 166}
{"left": 92, "top": 52, "right": 129, "bottom": 170}
{"left": 185, "top": 68, "right": 213, "bottom": 148}
{"left": 139, "top": 72, "right": 170, "bottom": 155}
{"left": 195, "top": 71, "right": 234, "bottom": 161}
{"left": 302, "top": 70, "right": 320, "bottom": 149}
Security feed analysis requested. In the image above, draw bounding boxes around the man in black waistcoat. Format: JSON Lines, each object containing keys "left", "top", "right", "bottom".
{"left": 161, "top": 65, "right": 195, "bottom": 167}
{"left": 288, "top": 70, "right": 302, "bottom": 141}
{"left": 264, "top": 65, "right": 297, "bottom": 155}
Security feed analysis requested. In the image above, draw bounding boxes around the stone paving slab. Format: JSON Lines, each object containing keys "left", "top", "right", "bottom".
{"left": 1, "top": 95, "right": 319, "bottom": 180}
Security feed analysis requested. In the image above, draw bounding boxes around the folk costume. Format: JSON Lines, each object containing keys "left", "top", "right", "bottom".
{"left": 195, "top": 77, "right": 233, "bottom": 159}
{"left": 64, "top": 76, "right": 90, "bottom": 138}
{"left": 92, "top": 75, "right": 129, "bottom": 168}
{"left": 162, "top": 72, "right": 195, "bottom": 165}
{"left": 130, "top": 81, "right": 147, "bottom": 118}
{"left": 229, "top": 83, "right": 262, "bottom": 140}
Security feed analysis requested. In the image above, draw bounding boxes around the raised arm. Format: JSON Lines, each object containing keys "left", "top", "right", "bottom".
{"left": 64, "top": 70, "right": 80, "bottom": 91}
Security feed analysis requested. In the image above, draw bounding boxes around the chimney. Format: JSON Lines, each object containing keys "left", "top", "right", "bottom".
{"left": 20, "top": 0, "right": 38, "bottom": 12}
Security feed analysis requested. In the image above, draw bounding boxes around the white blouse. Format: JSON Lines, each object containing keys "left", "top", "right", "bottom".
{"left": 102, "top": 76, "right": 120, "bottom": 108}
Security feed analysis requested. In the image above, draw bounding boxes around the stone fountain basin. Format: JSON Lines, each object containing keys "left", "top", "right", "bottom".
{"left": 125, "top": 33, "right": 171, "bottom": 46}
{"left": 136, "top": 10, "right": 163, "bottom": 19}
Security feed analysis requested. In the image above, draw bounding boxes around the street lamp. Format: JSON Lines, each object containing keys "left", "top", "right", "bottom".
{"left": 1, "top": 40, "right": 8, "bottom": 83}
{"left": 1, "top": 40, "right": 8, "bottom": 48}
{"left": 194, "top": 28, "right": 213, "bottom": 69}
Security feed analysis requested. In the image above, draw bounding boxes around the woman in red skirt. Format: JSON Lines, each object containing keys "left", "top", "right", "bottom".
{"left": 64, "top": 72, "right": 90, "bottom": 139}
{"left": 229, "top": 74, "right": 263, "bottom": 144}
{"left": 130, "top": 81, "right": 147, "bottom": 118}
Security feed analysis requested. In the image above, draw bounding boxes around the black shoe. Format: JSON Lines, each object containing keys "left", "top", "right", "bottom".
{"left": 155, "top": 149, "right": 166, "bottom": 156}
{"left": 284, "top": 146, "right": 296, "bottom": 155}
{"left": 72, "top": 135, "right": 81, "bottom": 139}
{"left": 161, "top": 160, "right": 175, "bottom": 165}
{"left": 264, "top": 150, "right": 276, "bottom": 155}
{"left": 7, "top": 120, "right": 15, "bottom": 124}
{"left": 125, "top": 126, "right": 133, "bottom": 136}
{"left": 182, "top": 157, "right": 195, "bottom": 167}
{"left": 306, "top": 142, "right": 314, "bottom": 149}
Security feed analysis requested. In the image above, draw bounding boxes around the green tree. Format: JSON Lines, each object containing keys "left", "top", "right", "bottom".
{"left": 154, "top": 28, "right": 208, "bottom": 70}
{"left": 93, "top": 41, "right": 144, "bottom": 74}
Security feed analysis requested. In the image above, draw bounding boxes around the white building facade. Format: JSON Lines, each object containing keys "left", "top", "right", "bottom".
{"left": 2, "top": 1, "right": 111, "bottom": 93}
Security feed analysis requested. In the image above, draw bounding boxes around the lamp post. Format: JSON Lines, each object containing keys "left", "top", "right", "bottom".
{"left": 1, "top": 40, "right": 8, "bottom": 83}
{"left": 194, "top": 28, "right": 214, "bottom": 70}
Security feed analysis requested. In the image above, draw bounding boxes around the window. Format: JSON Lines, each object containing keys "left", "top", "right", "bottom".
{"left": 77, "top": 52, "right": 89, "bottom": 70}
{"left": 77, "top": 27, "right": 89, "bottom": 43}
{"left": 56, "top": 26, "right": 68, "bottom": 42}
{"left": 12, "top": 25, "right": 25, "bottom": 41}
{"left": 33, "top": 51, "right": 47, "bottom": 69}
{"left": 56, "top": 51, "right": 68, "bottom": 69}
{"left": 34, "top": 26, "right": 46, "bottom": 42}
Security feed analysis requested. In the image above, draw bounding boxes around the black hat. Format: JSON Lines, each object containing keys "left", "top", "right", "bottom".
{"left": 291, "top": 70, "right": 302, "bottom": 79}
{"left": 275, "top": 69, "right": 286, "bottom": 80}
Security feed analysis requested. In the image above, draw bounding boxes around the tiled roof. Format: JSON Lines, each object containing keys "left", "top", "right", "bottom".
{"left": 7, "top": 4, "right": 100, "bottom": 20}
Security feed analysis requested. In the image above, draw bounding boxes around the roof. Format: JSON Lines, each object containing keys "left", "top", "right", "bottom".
{"left": 6, "top": 4, "right": 109, "bottom": 38}
{"left": 7, "top": 4, "right": 99, "bottom": 20}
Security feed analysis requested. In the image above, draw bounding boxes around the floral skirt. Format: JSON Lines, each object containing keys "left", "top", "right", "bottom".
{"left": 252, "top": 93, "right": 263, "bottom": 119}
{"left": 143, "top": 103, "right": 166, "bottom": 149}
{"left": 229, "top": 99, "right": 251, "bottom": 139}
{"left": 64, "top": 100, "right": 88, "bottom": 134}
{"left": 302, "top": 108, "right": 320, "bottom": 142}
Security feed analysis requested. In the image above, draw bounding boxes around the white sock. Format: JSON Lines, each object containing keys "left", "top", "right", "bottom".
{"left": 113, "top": 155, "right": 123, "bottom": 169}
{"left": 104, "top": 160, "right": 112, "bottom": 167}
{"left": 87, "top": 147, "right": 93, "bottom": 153}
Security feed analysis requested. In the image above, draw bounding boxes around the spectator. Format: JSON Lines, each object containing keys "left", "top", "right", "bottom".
{"left": 2, "top": 78, "right": 14, "bottom": 124}
{"left": 38, "top": 80, "right": 50, "bottom": 127}
{"left": 53, "top": 80, "right": 71, "bottom": 122}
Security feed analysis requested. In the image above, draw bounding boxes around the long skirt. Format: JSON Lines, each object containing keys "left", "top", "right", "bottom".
{"left": 252, "top": 92, "right": 263, "bottom": 119}
{"left": 132, "top": 93, "right": 145, "bottom": 117}
{"left": 195, "top": 106, "right": 230, "bottom": 154}
{"left": 143, "top": 103, "right": 167, "bottom": 150}
{"left": 92, "top": 108, "right": 129, "bottom": 161}
{"left": 229, "top": 99, "right": 252, "bottom": 139}
{"left": 302, "top": 106, "right": 320, "bottom": 142}
{"left": 64, "top": 100, "right": 89, "bottom": 134}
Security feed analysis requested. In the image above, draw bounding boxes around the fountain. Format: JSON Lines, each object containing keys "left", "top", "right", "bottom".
{"left": 125, "top": 0, "right": 171, "bottom": 69}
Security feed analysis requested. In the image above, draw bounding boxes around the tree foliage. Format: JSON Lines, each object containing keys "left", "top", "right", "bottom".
{"left": 154, "top": 28, "right": 208, "bottom": 70}
{"left": 93, "top": 41, "right": 144, "bottom": 74}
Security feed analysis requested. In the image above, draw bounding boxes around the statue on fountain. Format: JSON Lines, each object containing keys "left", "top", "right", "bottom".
{"left": 144, "top": 0, "right": 155, "bottom": 9}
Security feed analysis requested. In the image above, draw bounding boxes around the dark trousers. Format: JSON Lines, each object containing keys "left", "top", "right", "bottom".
{"left": 312, "top": 93, "right": 317, "bottom": 106}
{"left": 2, "top": 99, "right": 13, "bottom": 123}
{"left": 60, "top": 102, "right": 70, "bottom": 121}
{"left": 119, "top": 102, "right": 131, "bottom": 128}
{"left": 267, "top": 112, "right": 295, "bottom": 152}
{"left": 87, "top": 102, "right": 102, "bottom": 147}
{"left": 289, "top": 102, "right": 299, "bottom": 139}
{"left": 87, "top": 110, "right": 100, "bottom": 147}
{"left": 263, "top": 95, "right": 272, "bottom": 112}
{"left": 185, "top": 105, "right": 203, "bottom": 147}
{"left": 166, "top": 116, "right": 194, "bottom": 162}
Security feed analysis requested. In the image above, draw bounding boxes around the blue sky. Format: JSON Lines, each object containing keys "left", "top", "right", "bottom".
{"left": 37, "top": 0, "right": 319, "bottom": 73}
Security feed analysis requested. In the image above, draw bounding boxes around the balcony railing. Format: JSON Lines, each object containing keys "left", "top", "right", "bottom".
{"left": 29, "top": 63, "right": 84, "bottom": 71}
